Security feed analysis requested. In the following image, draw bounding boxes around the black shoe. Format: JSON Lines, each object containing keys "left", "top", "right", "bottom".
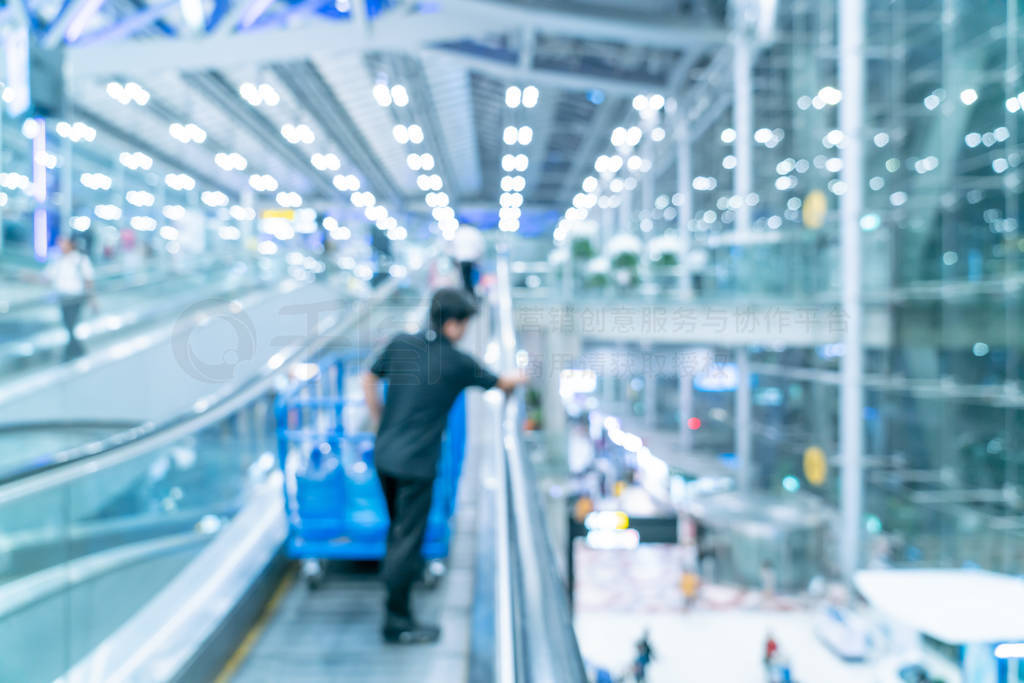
{"left": 382, "top": 615, "right": 441, "bottom": 644}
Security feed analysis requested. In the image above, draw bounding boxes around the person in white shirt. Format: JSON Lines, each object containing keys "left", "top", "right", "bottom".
{"left": 450, "top": 224, "right": 485, "bottom": 295}
{"left": 44, "top": 237, "right": 95, "bottom": 360}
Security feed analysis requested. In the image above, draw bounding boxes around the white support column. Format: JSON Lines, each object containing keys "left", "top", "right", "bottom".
{"left": 241, "top": 187, "right": 256, "bottom": 243}
{"left": 0, "top": 113, "right": 4, "bottom": 253}
{"left": 619, "top": 187, "right": 632, "bottom": 233}
{"left": 735, "top": 347, "right": 752, "bottom": 491}
{"left": 839, "top": 0, "right": 866, "bottom": 583}
{"left": 601, "top": 181, "right": 613, "bottom": 244}
{"left": 678, "top": 360, "right": 693, "bottom": 453}
{"left": 732, "top": 33, "right": 753, "bottom": 235}
{"left": 602, "top": 366, "right": 615, "bottom": 407}
{"left": 675, "top": 118, "right": 693, "bottom": 296}
{"left": 644, "top": 362, "right": 657, "bottom": 427}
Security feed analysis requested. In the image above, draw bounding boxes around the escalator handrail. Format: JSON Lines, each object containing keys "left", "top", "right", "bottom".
{"left": 493, "top": 251, "right": 588, "bottom": 683}
{"left": 0, "top": 256, "right": 237, "bottom": 314}
{"left": 0, "top": 275, "right": 403, "bottom": 504}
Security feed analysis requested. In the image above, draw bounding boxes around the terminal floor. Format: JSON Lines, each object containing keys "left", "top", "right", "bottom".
{"left": 573, "top": 544, "right": 873, "bottom": 682}
{"left": 575, "top": 610, "right": 872, "bottom": 683}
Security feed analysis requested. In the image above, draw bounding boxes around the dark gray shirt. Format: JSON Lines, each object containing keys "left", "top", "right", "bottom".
{"left": 370, "top": 331, "right": 498, "bottom": 479}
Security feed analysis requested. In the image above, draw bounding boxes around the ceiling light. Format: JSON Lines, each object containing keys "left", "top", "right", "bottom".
{"left": 21, "top": 119, "right": 40, "bottom": 139}
{"left": 80, "top": 172, "right": 112, "bottom": 191}
{"left": 390, "top": 84, "right": 409, "bottom": 107}
{"left": 393, "top": 124, "right": 409, "bottom": 144}
{"left": 163, "top": 204, "right": 186, "bottom": 220}
{"left": 518, "top": 126, "right": 533, "bottom": 145}
{"left": 275, "top": 191, "right": 302, "bottom": 208}
{"left": 503, "top": 125, "right": 518, "bottom": 145}
{"left": 165, "top": 173, "right": 196, "bottom": 191}
{"left": 258, "top": 83, "right": 279, "bottom": 106}
{"left": 506, "top": 86, "right": 522, "bottom": 108}
{"left": 521, "top": 86, "right": 539, "bottom": 109}
{"left": 372, "top": 83, "right": 392, "bottom": 107}
{"left": 201, "top": 190, "right": 228, "bottom": 207}
{"left": 126, "top": 189, "right": 155, "bottom": 207}
{"left": 407, "top": 125, "right": 424, "bottom": 144}
{"left": 333, "top": 174, "right": 359, "bottom": 191}
{"left": 94, "top": 204, "right": 122, "bottom": 221}
{"left": 131, "top": 216, "right": 157, "bottom": 232}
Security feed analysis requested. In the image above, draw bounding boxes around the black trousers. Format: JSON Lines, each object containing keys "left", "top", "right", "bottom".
{"left": 59, "top": 295, "right": 86, "bottom": 360}
{"left": 378, "top": 471, "right": 434, "bottom": 618}
{"left": 458, "top": 260, "right": 476, "bottom": 295}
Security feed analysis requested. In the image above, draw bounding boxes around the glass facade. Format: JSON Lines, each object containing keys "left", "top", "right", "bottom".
{"left": 527, "top": 1, "right": 1024, "bottom": 574}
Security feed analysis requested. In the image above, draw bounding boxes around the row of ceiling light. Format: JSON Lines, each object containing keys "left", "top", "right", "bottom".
{"left": 497, "top": 86, "right": 539, "bottom": 232}
{"left": 554, "top": 93, "right": 665, "bottom": 242}
{"left": 374, "top": 78, "right": 453, "bottom": 239}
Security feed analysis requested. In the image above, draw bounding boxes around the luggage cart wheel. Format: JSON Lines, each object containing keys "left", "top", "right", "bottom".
{"left": 302, "top": 558, "right": 325, "bottom": 590}
{"left": 423, "top": 560, "right": 446, "bottom": 589}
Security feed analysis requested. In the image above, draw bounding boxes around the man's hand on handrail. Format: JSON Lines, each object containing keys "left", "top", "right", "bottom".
{"left": 496, "top": 370, "right": 528, "bottom": 394}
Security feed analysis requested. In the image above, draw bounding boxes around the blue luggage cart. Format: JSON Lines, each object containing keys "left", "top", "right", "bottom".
{"left": 274, "top": 352, "right": 467, "bottom": 587}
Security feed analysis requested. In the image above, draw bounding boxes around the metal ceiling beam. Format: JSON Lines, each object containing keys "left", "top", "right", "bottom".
{"left": 665, "top": 46, "right": 709, "bottom": 94}
{"left": 69, "top": 0, "right": 729, "bottom": 78}
{"left": 557, "top": 97, "right": 625, "bottom": 202}
{"left": 438, "top": 0, "right": 729, "bottom": 49}
{"left": 271, "top": 61, "right": 404, "bottom": 205}
{"left": 42, "top": 0, "right": 106, "bottom": 47}
{"left": 521, "top": 93, "right": 558, "bottom": 201}
{"left": 393, "top": 54, "right": 462, "bottom": 201}
{"left": 182, "top": 71, "right": 337, "bottom": 198}
{"left": 211, "top": 0, "right": 273, "bottom": 35}
{"left": 418, "top": 47, "right": 654, "bottom": 97}
{"left": 72, "top": 0, "right": 176, "bottom": 47}
{"left": 68, "top": 12, "right": 505, "bottom": 76}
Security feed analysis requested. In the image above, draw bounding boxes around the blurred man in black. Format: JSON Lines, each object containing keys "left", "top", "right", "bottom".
{"left": 363, "top": 288, "right": 525, "bottom": 643}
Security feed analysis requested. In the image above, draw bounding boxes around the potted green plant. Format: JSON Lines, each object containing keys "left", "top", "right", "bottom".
{"left": 569, "top": 221, "right": 598, "bottom": 260}
{"left": 583, "top": 256, "right": 611, "bottom": 290}
{"left": 649, "top": 233, "right": 682, "bottom": 291}
{"left": 606, "top": 233, "right": 642, "bottom": 291}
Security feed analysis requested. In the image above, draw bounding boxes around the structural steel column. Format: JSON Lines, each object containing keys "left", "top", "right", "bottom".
{"left": 678, "top": 360, "right": 693, "bottom": 454}
{"left": 619, "top": 187, "right": 632, "bottom": 233}
{"left": 839, "top": 0, "right": 866, "bottom": 582}
{"left": 675, "top": 119, "right": 693, "bottom": 296}
{"left": 732, "top": 33, "right": 753, "bottom": 235}
{"left": 644, "top": 362, "right": 657, "bottom": 427}
{"left": 735, "top": 347, "right": 752, "bottom": 491}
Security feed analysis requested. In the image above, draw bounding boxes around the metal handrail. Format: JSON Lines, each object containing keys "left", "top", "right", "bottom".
{"left": 0, "top": 275, "right": 403, "bottom": 504}
{"left": 493, "top": 251, "right": 588, "bottom": 683}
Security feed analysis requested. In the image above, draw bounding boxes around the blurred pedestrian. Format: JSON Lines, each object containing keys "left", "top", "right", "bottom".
{"left": 450, "top": 224, "right": 485, "bottom": 295}
{"left": 632, "top": 631, "right": 654, "bottom": 682}
{"left": 45, "top": 236, "right": 95, "bottom": 360}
